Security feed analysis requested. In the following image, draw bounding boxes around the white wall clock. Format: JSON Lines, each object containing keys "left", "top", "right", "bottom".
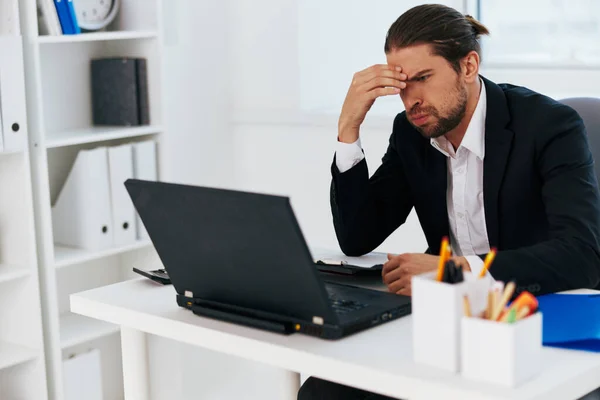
{"left": 72, "top": 0, "right": 120, "bottom": 31}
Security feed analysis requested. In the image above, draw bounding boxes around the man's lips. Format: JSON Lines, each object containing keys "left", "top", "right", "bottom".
{"left": 410, "top": 114, "right": 429, "bottom": 125}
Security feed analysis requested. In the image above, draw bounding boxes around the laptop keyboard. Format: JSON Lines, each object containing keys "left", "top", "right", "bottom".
{"left": 327, "top": 290, "right": 368, "bottom": 315}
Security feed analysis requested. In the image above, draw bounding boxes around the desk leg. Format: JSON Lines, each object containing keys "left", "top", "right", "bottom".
{"left": 281, "top": 370, "right": 301, "bottom": 400}
{"left": 121, "top": 327, "right": 150, "bottom": 400}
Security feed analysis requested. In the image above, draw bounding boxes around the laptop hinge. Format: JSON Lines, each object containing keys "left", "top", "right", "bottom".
{"left": 176, "top": 294, "right": 295, "bottom": 334}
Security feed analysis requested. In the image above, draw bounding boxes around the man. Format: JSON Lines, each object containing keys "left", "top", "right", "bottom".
{"left": 298, "top": 4, "right": 600, "bottom": 400}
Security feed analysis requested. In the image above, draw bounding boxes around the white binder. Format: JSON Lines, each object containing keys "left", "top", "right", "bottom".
{"left": 62, "top": 349, "right": 103, "bottom": 400}
{"left": 108, "top": 143, "right": 137, "bottom": 246}
{"left": 132, "top": 140, "right": 157, "bottom": 239}
{"left": 36, "top": 0, "right": 62, "bottom": 36}
{"left": 0, "top": 36, "right": 28, "bottom": 152}
{"left": 0, "top": 0, "right": 21, "bottom": 35}
{"left": 52, "top": 147, "right": 114, "bottom": 251}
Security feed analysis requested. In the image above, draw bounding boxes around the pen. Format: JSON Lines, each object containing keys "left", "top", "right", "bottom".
{"left": 479, "top": 247, "right": 497, "bottom": 278}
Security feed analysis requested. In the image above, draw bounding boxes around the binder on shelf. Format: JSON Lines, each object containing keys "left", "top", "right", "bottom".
{"left": 65, "top": 0, "right": 81, "bottom": 34}
{"left": 37, "top": 0, "right": 62, "bottom": 35}
{"left": 52, "top": 147, "right": 114, "bottom": 251}
{"left": 53, "top": 0, "right": 74, "bottom": 34}
{"left": 108, "top": 144, "right": 137, "bottom": 246}
{"left": 132, "top": 140, "right": 157, "bottom": 239}
{"left": 62, "top": 349, "right": 103, "bottom": 400}
{"left": 0, "top": 0, "right": 21, "bottom": 35}
{"left": 0, "top": 36, "right": 28, "bottom": 152}
{"left": 91, "top": 57, "right": 151, "bottom": 127}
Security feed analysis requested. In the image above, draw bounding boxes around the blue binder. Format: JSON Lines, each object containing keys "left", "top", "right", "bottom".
{"left": 53, "top": 0, "right": 74, "bottom": 34}
{"left": 65, "top": 0, "right": 81, "bottom": 34}
{"left": 537, "top": 293, "right": 600, "bottom": 352}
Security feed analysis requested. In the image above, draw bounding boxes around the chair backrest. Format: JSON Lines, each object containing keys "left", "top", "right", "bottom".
{"left": 560, "top": 97, "right": 600, "bottom": 290}
{"left": 559, "top": 97, "right": 600, "bottom": 184}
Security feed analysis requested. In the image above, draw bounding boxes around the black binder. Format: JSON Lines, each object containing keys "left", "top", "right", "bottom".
{"left": 91, "top": 57, "right": 150, "bottom": 126}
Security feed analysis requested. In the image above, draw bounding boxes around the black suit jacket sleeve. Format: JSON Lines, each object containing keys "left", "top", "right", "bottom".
{"left": 330, "top": 118, "right": 413, "bottom": 256}
{"left": 488, "top": 104, "right": 600, "bottom": 295}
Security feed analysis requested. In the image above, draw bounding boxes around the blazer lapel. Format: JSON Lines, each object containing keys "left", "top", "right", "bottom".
{"left": 481, "top": 76, "right": 514, "bottom": 249}
{"left": 424, "top": 141, "right": 450, "bottom": 253}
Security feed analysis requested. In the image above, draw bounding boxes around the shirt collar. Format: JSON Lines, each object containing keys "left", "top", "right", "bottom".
{"left": 430, "top": 78, "right": 487, "bottom": 160}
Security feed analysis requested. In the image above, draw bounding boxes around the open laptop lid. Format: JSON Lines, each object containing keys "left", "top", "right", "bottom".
{"left": 124, "top": 179, "right": 338, "bottom": 325}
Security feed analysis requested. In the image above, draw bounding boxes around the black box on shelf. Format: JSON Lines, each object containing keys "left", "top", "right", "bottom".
{"left": 90, "top": 57, "right": 150, "bottom": 126}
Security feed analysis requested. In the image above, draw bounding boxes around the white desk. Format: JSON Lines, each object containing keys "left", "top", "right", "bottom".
{"left": 70, "top": 278, "right": 600, "bottom": 400}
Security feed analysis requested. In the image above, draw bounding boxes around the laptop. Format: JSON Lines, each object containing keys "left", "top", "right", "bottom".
{"left": 124, "top": 179, "right": 411, "bottom": 340}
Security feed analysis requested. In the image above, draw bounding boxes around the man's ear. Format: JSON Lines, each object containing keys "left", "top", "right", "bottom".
{"left": 461, "top": 50, "right": 480, "bottom": 83}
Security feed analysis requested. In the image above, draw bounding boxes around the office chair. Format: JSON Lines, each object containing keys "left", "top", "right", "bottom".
{"left": 559, "top": 97, "right": 600, "bottom": 296}
{"left": 559, "top": 97, "right": 600, "bottom": 183}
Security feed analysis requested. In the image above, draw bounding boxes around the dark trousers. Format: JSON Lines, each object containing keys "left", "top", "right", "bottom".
{"left": 298, "top": 376, "right": 600, "bottom": 400}
{"left": 297, "top": 377, "right": 399, "bottom": 400}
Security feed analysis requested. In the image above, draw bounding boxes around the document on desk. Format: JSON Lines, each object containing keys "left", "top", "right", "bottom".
{"left": 310, "top": 247, "right": 388, "bottom": 275}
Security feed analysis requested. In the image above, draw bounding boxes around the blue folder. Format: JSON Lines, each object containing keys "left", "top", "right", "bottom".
{"left": 537, "top": 293, "right": 600, "bottom": 352}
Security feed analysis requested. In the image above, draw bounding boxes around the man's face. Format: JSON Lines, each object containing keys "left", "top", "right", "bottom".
{"left": 386, "top": 44, "right": 468, "bottom": 139}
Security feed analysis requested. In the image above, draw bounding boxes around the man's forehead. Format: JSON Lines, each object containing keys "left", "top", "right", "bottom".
{"left": 385, "top": 44, "right": 443, "bottom": 75}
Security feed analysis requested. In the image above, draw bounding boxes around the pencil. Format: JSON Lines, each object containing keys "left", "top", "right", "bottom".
{"left": 491, "top": 281, "right": 515, "bottom": 321}
{"left": 479, "top": 247, "right": 497, "bottom": 278}
{"left": 485, "top": 290, "right": 494, "bottom": 319}
{"left": 436, "top": 236, "right": 450, "bottom": 281}
{"left": 516, "top": 305, "right": 531, "bottom": 321}
{"left": 463, "top": 295, "right": 472, "bottom": 317}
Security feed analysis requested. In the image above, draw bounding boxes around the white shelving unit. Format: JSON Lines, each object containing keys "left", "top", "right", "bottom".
{"left": 18, "top": 0, "right": 167, "bottom": 399}
{"left": 0, "top": 2, "right": 48, "bottom": 398}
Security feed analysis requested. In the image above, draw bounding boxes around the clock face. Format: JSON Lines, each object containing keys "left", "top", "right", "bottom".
{"left": 73, "top": 0, "right": 113, "bottom": 25}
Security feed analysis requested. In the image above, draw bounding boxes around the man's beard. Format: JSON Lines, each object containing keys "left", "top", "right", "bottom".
{"left": 408, "top": 83, "right": 468, "bottom": 139}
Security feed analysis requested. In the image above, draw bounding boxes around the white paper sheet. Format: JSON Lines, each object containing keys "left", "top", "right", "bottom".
{"left": 310, "top": 247, "right": 389, "bottom": 269}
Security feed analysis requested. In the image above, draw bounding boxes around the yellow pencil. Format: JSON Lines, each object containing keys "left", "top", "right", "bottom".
{"left": 463, "top": 295, "right": 472, "bottom": 317}
{"left": 516, "top": 306, "right": 531, "bottom": 321}
{"left": 491, "top": 281, "right": 515, "bottom": 321}
{"left": 479, "top": 247, "right": 497, "bottom": 278}
{"left": 436, "top": 236, "right": 450, "bottom": 281}
{"left": 485, "top": 290, "right": 494, "bottom": 319}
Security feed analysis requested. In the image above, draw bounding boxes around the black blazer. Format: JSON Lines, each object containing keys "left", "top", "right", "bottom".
{"left": 330, "top": 76, "right": 600, "bottom": 296}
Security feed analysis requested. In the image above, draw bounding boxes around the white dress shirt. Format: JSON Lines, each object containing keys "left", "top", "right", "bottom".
{"left": 335, "top": 80, "right": 492, "bottom": 278}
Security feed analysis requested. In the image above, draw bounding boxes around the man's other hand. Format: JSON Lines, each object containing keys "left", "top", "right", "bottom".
{"left": 382, "top": 253, "right": 471, "bottom": 296}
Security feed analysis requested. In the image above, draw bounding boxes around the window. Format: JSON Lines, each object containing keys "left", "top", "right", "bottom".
{"left": 297, "top": 1, "right": 600, "bottom": 117}
{"left": 479, "top": 0, "right": 600, "bottom": 66}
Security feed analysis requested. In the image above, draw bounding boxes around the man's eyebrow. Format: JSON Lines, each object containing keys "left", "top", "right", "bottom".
{"left": 407, "top": 69, "right": 434, "bottom": 81}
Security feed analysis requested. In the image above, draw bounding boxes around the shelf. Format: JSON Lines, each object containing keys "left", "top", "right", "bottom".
{"left": 36, "top": 31, "right": 158, "bottom": 44}
{"left": 60, "top": 313, "right": 120, "bottom": 349}
{"left": 45, "top": 125, "right": 162, "bottom": 148}
{"left": 0, "top": 265, "right": 30, "bottom": 284}
{"left": 0, "top": 342, "right": 38, "bottom": 371}
{"left": 54, "top": 239, "right": 153, "bottom": 269}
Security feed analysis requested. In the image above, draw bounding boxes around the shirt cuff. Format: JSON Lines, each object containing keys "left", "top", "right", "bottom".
{"left": 465, "top": 255, "right": 494, "bottom": 280}
{"left": 335, "top": 138, "right": 365, "bottom": 173}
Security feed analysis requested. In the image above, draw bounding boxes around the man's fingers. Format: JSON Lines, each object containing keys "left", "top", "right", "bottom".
{"left": 366, "top": 87, "right": 401, "bottom": 100}
{"left": 383, "top": 263, "right": 412, "bottom": 285}
{"left": 388, "top": 276, "right": 411, "bottom": 293}
{"left": 360, "top": 77, "right": 407, "bottom": 93}
{"left": 396, "top": 285, "right": 412, "bottom": 297}
{"left": 382, "top": 255, "right": 401, "bottom": 274}
{"left": 354, "top": 66, "right": 406, "bottom": 86}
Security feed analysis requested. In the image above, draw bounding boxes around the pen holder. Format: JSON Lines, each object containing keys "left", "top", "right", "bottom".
{"left": 460, "top": 312, "right": 542, "bottom": 386}
{"left": 411, "top": 271, "right": 489, "bottom": 372}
